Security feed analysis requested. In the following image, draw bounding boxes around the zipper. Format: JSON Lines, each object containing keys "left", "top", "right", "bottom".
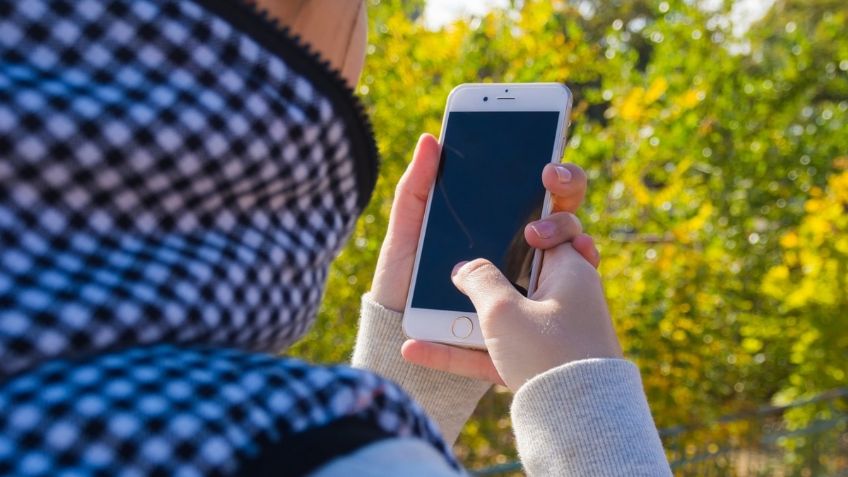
{"left": 193, "top": 0, "right": 379, "bottom": 212}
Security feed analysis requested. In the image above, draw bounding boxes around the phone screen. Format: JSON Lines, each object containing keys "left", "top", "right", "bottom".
{"left": 410, "top": 111, "right": 560, "bottom": 313}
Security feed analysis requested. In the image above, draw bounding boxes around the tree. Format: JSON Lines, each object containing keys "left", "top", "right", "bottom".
{"left": 290, "top": 0, "right": 848, "bottom": 470}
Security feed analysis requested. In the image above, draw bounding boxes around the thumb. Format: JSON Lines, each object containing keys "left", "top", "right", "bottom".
{"left": 385, "top": 133, "right": 441, "bottom": 245}
{"left": 451, "top": 259, "right": 524, "bottom": 316}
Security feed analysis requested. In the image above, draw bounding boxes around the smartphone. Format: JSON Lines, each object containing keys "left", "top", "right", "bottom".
{"left": 402, "top": 83, "right": 573, "bottom": 349}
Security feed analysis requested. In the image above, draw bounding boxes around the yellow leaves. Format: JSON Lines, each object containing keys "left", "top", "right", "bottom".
{"left": 791, "top": 329, "right": 821, "bottom": 365}
{"left": 786, "top": 279, "right": 821, "bottom": 309}
{"left": 613, "top": 77, "right": 699, "bottom": 145}
{"left": 645, "top": 77, "right": 669, "bottom": 103}
{"left": 657, "top": 244, "right": 678, "bottom": 273}
{"left": 629, "top": 269, "right": 648, "bottom": 296}
{"left": 767, "top": 264, "right": 790, "bottom": 281}
{"left": 423, "top": 116, "right": 442, "bottom": 137}
{"left": 836, "top": 236, "right": 848, "bottom": 254}
{"left": 678, "top": 89, "right": 703, "bottom": 109}
{"left": 742, "top": 337, "right": 764, "bottom": 353}
{"left": 483, "top": 15, "right": 498, "bottom": 38}
{"left": 761, "top": 265, "right": 790, "bottom": 299}
{"left": 659, "top": 319, "right": 675, "bottom": 337}
{"left": 790, "top": 171, "right": 848, "bottom": 252}
{"left": 800, "top": 171, "right": 848, "bottom": 240}
{"left": 675, "top": 316, "right": 696, "bottom": 330}
{"left": 665, "top": 316, "right": 693, "bottom": 342}
{"left": 553, "top": 32, "right": 566, "bottom": 47}
{"left": 780, "top": 231, "right": 799, "bottom": 248}
{"left": 385, "top": 11, "right": 411, "bottom": 35}
{"left": 620, "top": 172, "right": 651, "bottom": 205}
{"left": 617, "top": 78, "right": 669, "bottom": 121}
{"left": 805, "top": 215, "right": 832, "bottom": 237}
{"left": 830, "top": 169, "right": 848, "bottom": 204}
{"left": 764, "top": 249, "right": 836, "bottom": 309}
{"left": 764, "top": 169, "right": 848, "bottom": 310}
{"left": 803, "top": 197, "right": 825, "bottom": 213}
{"left": 672, "top": 202, "right": 714, "bottom": 244}
{"left": 620, "top": 87, "right": 644, "bottom": 121}
{"left": 521, "top": 0, "right": 555, "bottom": 31}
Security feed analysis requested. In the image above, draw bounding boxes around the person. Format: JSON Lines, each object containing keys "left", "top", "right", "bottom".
{"left": 0, "top": 1, "right": 671, "bottom": 476}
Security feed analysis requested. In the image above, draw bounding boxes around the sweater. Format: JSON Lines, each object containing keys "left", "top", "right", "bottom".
{"left": 323, "top": 293, "right": 674, "bottom": 476}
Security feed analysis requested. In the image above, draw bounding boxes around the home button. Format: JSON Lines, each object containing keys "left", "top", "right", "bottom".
{"left": 451, "top": 316, "right": 473, "bottom": 339}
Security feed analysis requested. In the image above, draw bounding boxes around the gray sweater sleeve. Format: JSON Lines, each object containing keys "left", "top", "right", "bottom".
{"left": 351, "top": 293, "right": 491, "bottom": 444}
{"left": 352, "top": 293, "right": 672, "bottom": 476}
{"left": 511, "top": 359, "right": 672, "bottom": 476}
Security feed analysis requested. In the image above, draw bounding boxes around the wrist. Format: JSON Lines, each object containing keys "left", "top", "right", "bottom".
{"left": 369, "top": 258, "right": 411, "bottom": 312}
{"left": 522, "top": 337, "right": 623, "bottom": 389}
{"left": 513, "top": 357, "right": 633, "bottom": 394}
{"left": 494, "top": 308, "right": 623, "bottom": 391}
{"left": 368, "top": 283, "right": 406, "bottom": 313}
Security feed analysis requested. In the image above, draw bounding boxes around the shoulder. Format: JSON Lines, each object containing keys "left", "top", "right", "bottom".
{"left": 309, "top": 437, "right": 465, "bottom": 477}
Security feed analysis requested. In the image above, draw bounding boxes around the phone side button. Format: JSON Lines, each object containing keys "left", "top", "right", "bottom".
{"left": 451, "top": 316, "right": 473, "bottom": 339}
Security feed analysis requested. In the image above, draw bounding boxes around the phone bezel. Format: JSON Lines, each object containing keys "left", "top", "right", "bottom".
{"left": 402, "top": 83, "right": 573, "bottom": 349}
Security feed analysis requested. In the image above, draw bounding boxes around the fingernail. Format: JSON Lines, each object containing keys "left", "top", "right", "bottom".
{"left": 555, "top": 165, "right": 572, "bottom": 183}
{"left": 451, "top": 261, "right": 469, "bottom": 277}
{"left": 530, "top": 221, "right": 556, "bottom": 239}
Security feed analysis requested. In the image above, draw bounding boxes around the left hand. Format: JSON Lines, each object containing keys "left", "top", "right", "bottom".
{"left": 370, "top": 133, "right": 598, "bottom": 385}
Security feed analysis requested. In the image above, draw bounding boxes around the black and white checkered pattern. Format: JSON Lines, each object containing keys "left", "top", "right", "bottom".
{"left": 0, "top": 0, "right": 369, "bottom": 376}
{"left": 0, "top": 0, "right": 455, "bottom": 474}
{"left": 0, "top": 345, "right": 455, "bottom": 476}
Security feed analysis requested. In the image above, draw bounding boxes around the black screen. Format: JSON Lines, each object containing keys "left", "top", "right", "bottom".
{"left": 411, "top": 111, "right": 560, "bottom": 312}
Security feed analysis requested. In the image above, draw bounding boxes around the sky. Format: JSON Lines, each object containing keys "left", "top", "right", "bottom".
{"left": 423, "top": 0, "right": 510, "bottom": 29}
{"left": 422, "top": 0, "right": 774, "bottom": 32}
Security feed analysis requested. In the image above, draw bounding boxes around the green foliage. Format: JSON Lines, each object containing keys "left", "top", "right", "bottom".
{"left": 289, "top": 0, "right": 848, "bottom": 470}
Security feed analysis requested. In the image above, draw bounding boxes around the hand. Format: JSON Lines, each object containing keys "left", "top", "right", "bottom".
{"left": 445, "top": 245, "right": 622, "bottom": 391}
{"left": 371, "top": 133, "right": 599, "bottom": 384}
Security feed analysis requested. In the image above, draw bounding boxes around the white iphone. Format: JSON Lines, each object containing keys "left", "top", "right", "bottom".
{"left": 402, "top": 83, "right": 573, "bottom": 349}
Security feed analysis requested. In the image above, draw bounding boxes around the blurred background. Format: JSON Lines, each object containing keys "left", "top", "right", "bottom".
{"left": 289, "top": 0, "right": 848, "bottom": 474}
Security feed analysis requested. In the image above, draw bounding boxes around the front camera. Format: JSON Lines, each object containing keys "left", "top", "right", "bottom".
{"left": 483, "top": 96, "right": 489, "bottom": 102}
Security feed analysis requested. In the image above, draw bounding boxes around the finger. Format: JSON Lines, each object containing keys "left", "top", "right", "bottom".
{"left": 542, "top": 163, "right": 588, "bottom": 213}
{"left": 401, "top": 340, "right": 505, "bottom": 385}
{"left": 451, "top": 259, "right": 524, "bottom": 317}
{"left": 394, "top": 133, "right": 440, "bottom": 211}
{"left": 386, "top": 134, "right": 441, "bottom": 243}
{"left": 572, "top": 233, "right": 601, "bottom": 268}
{"left": 538, "top": 243, "right": 601, "bottom": 287}
{"left": 370, "top": 134, "right": 440, "bottom": 310}
{"left": 524, "top": 211, "right": 583, "bottom": 250}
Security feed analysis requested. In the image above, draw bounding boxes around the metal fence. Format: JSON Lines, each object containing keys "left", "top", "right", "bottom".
{"left": 473, "top": 388, "right": 848, "bottom": 476}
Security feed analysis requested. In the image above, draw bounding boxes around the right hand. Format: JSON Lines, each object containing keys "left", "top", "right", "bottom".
{"left": 441, "top": 244, "right": 623, "bottom": 392}
{"left": 396, "top": 136, "right": 604, "bottom": 386}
